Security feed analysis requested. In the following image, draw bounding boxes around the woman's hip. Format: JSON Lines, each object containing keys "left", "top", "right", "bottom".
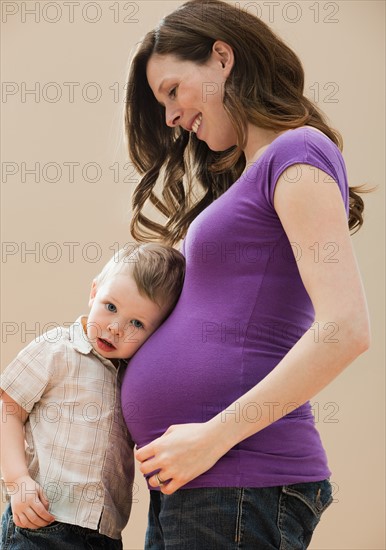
{"left": 145, "top": 480, "right": 333, "bottom": 550}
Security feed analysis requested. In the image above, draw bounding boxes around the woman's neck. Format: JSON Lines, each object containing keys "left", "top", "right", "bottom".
{"left": 244, "top": 124, "right": 289, "bottom": 165}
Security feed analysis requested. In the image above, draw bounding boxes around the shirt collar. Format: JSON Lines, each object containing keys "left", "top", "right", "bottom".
{"left": 68, "top": 315, "right": 93, "bottom": 355}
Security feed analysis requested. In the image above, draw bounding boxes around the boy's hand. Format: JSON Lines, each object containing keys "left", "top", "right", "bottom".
{"left": 9, "top": 475, "right": 56, "bottom": 529}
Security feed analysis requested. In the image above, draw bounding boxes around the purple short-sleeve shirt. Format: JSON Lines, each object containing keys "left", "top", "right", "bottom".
{"left": 121, "top": 127, "right": 349, "bottom": 488}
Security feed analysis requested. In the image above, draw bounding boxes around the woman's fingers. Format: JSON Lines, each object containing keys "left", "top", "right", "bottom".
{"left": 148, "top": 473, "right": 166, "bottom": 488}
{"left": 136, "top": 422, "right": 223, "bottom": 492}
{"left": 147, "top": 475, "right": 182, "bottom": 495}
{"left": 136, "top": 423, "right": 226, "bottom": 496}
{"left": 146, "top": 473, "right": 180, "bottom": 494}
{"left": 159, "top": 479, "right": 179, "bottom": 495}
{"left": 135, "top": 442, "right": 155, "bottom": 463}
{"left": 135, "top": 426, "right": 178, "bottom": 465}
{"left": 138, "top": 456, "right": 157, "bottom": 476}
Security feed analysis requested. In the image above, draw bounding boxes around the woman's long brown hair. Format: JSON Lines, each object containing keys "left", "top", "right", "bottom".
{"left": 125, "top": 0, "right": 365, "bottom": 245}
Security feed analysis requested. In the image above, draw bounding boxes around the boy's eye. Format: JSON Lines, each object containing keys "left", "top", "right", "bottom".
{"left": 106, "top": 303, "right": 117, "bottom": 313}
{"left": 131, "top": 319, "right": 144, "bottom": 329}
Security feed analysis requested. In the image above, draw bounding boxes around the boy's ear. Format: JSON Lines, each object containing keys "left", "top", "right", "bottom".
{"left": 88, "top": 279, "right": 98, "bottom": 307}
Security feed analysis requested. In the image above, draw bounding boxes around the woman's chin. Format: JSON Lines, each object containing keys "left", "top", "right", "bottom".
{"left": 206, "top": 140, "right": 238, "bottom": 153}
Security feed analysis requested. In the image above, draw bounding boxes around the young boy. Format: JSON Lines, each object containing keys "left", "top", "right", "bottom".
{"left": 0, "top": 243, "right": 185, "bottom": 549}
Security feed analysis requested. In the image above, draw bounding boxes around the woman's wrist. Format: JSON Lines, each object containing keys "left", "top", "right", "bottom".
{"left": 205, "top": 412, "right": 242, "bottom": 458}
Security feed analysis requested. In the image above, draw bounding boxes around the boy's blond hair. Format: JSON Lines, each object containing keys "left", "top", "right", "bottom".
{"left": 94, "top": 243, "right": 185, "bottom": 314}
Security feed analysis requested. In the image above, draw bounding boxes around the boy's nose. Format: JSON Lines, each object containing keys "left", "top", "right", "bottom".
{"left": 108, "top": 322, "right": 122, "bottom": 336}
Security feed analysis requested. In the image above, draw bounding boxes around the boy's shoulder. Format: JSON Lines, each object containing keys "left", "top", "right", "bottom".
{"left": 4, "top": 317, "right": 92, "bottom": 374}
{"left": 0, "top": 317, "right": 95, "bottom": 410}
{"left": 17, "top": 316, "right": 73, "bottom": 345}
{"left": 28, "top": 317, "right": 91, "bottom": 355}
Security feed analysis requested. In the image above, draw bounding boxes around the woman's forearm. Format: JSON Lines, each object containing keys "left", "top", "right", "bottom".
{"left": 208, "top": 315, "right": 370, "bottom": 453}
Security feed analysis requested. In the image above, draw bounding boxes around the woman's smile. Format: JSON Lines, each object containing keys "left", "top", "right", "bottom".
{"left": 191, "top": 113, "right": 202, "bottom": 134}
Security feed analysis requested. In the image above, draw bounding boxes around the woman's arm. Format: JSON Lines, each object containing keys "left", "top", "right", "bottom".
{"left": 0, "top": 391, "right": 55, "bottom": 527}
{"left": 136, "top": 165, "right": 370, "bottom": 494}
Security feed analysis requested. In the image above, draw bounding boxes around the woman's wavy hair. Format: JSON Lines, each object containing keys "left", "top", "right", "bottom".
{"left": 125, "top": 0, "right": 365, "bottom": 245}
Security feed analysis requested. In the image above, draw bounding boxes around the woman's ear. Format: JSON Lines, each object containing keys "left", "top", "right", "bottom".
{"left": 212, "top": 40, "right": 234, "bottom": 78}
{"left": 88, "top": 279, "right": 98, "bottom": 307}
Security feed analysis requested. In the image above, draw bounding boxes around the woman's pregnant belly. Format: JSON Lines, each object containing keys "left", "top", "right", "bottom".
{"left": 120, "top": 299, "right": 329, "bottom": 488}
{"left": 120, "top": 304, "right": 285, "bottom": 449}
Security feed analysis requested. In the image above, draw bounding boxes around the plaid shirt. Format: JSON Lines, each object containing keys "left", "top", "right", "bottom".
{"left": 0, "top": 317, "right": 134, "bottom": 539}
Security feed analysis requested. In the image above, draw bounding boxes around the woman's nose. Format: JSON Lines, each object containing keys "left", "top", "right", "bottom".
{"left": 166, "top": 107, "right": 182, "bottom": 128}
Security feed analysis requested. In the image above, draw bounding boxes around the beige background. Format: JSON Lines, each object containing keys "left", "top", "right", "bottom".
{"left": 1, "top": 1, "right": 385, "bottom": 548}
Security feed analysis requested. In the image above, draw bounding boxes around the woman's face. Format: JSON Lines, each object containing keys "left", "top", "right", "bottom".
{"left": 146, "top": 44, "right": 238, "bottom": 152}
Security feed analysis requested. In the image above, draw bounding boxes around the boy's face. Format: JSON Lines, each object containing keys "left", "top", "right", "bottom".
{"left": 86, "top": 272, "right": 167, "bottom": 359}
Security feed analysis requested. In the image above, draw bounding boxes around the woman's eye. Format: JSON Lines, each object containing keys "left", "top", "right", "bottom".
{"left": 131, "top": 319, "right": 144, "bottom": 329}
{"left": 168, "top": 86, "right": 177, "bottom": 99}
{"left": 106, "top": 303, "right": 117, "bottom": 313}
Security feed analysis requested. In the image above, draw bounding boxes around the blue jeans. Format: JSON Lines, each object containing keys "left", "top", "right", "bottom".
{"left": 146, "top": 480, "right": 333, "bottom": 549}
{"left": 1, "top": 503, "right": 122, "bottom": 550}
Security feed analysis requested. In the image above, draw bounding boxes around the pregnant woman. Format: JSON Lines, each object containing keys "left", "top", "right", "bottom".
{"left": 121, "top": 1, "right": 370, "bottom": 548}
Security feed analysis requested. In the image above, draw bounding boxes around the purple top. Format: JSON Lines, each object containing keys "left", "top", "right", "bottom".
{"left": 121, "top": 127, "right": 349, "bottom": 489}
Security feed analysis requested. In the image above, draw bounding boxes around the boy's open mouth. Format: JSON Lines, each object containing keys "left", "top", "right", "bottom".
{"left": 97, "top": 338, "right": 116, "bottom": 351}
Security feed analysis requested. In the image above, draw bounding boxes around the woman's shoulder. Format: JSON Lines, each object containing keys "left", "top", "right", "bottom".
{"left": 269, "top": 126, "right": 340, "bottom": 156}
{"left": 255, "top": 126, "right": 348, "bottom": 210}
{"left": 264, "top": 125, "right": 345, "bottom": 178}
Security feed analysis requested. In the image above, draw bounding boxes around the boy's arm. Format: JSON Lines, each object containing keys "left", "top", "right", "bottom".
{"left": 0, "top": 391, "right": 55, "bottom": 528}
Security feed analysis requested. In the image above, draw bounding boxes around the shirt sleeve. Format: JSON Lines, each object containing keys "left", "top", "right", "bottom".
{"left": 262, "top": 128, "right": 349, "bottom": 216}
{"left": 0, "top": 336, "right": 58, "bottom": 413}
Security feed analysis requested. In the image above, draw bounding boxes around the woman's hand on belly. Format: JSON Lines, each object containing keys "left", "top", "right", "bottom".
{"left": 135, "top": 421, "right": 228, "bottom": 494}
